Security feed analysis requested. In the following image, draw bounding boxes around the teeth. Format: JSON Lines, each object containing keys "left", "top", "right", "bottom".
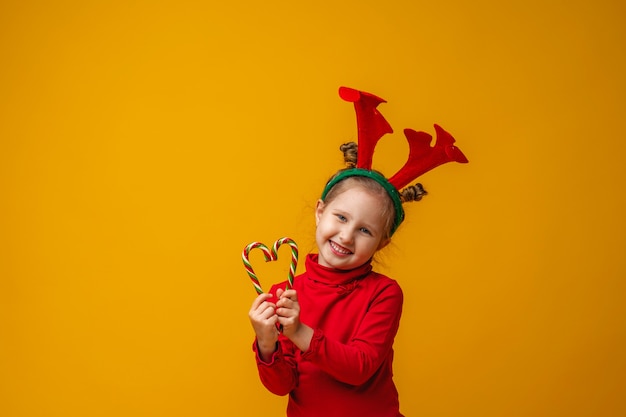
{"left": 330, "top": 240, "right": 352, "bottom": 255}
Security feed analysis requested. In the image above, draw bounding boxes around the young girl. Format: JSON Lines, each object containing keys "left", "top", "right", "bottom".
{"left": 248, "top": 87, "right": 467, "bottom": 417}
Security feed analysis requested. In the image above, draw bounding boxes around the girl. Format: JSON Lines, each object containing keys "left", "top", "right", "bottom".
{"left": 248, "top": 87, "right": 467, "bottom": 417}
{"left": 248, "top": 142, "right": 425, "bottom": 417}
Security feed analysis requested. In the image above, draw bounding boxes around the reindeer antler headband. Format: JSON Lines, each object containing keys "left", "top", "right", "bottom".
{"left": 321, "top": 86, "right": 469, "bottom": 235}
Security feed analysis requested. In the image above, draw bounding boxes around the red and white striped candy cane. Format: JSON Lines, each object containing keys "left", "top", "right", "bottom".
{"left": 241, "top": 237, "right": 299, "bottom": 294}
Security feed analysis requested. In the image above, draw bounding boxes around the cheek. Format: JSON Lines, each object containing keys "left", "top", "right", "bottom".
{"left": 316, "top": 222, "right": 328, "bottom": 238}
{"left": 365, "top": 242, "right": 380, "bottom": 257}
{"left": 359, "top": 237, "right": 381, "bottom": 255}
{"left": 315, "top": 218, "right": 334, "bottom": 241}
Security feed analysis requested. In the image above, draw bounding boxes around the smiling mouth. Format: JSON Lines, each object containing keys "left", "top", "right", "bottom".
{"left": 329, "top": 240, "right": 353, "bottom": 256}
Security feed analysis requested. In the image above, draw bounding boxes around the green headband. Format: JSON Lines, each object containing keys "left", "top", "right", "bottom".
{"left": 320, "top": 168, "right": 405, "bottom": 236}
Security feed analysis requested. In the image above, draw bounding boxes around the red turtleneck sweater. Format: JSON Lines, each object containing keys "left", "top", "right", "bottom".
{"left": 253, "top": 254, "right": 404, "bottom": 417}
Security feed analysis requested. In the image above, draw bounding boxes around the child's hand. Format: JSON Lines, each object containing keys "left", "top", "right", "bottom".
{"left": 275, "top": 288, "right": 302, "bottom": 338}
{"left": 249, "top": 293, "right": 279, "bottom": 359}
{"left": 276, "top": 288, "right": 313, "bottom": 352}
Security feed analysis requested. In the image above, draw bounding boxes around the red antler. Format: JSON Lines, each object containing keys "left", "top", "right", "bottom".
{"left": 340, "top": 87, "right": 468, "bottom": 189}
{"left": 388, "top": 124, "right": 469, "bottom": 190}
{"left": 339, "top": 87, "right": 393, "bottom": 170}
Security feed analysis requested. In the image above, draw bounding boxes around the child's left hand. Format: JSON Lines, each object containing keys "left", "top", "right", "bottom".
{"left": 276, "top": 288, "right": 314, "bottom": 352}
{"left": 275, "top": 288, "right": 301, "bottom": 337}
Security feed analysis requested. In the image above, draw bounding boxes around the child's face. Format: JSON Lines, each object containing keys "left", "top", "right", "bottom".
{"left": 315, "top": 186, "right": 390, "bottom": 270}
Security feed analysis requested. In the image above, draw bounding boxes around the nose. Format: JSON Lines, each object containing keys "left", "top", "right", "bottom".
{"left": 338, "top": 225, "right": 354, "bottom": 244}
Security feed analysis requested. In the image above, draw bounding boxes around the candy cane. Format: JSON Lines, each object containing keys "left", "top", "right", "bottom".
{"left": 272, "top": 237, "right": 299, "bottom": 290}
{"left": 242, "top": 237, "right": 299, "bottom": 294}
{"left": 242, "top": 242, "right": 272, "bottom": 294}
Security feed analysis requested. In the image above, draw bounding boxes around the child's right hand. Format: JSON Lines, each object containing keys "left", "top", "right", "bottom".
{"left": 248, "top": 293, "right": 280, "bottom": 358}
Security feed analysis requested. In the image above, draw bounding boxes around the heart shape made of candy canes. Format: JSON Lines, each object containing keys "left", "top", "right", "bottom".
{"left": 242, "top": 237, "right": 299, "bottom": 295}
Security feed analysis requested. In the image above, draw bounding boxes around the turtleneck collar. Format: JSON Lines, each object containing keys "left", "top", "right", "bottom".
{"left": 305, "top": 253, "right": 373, "bottom": 286}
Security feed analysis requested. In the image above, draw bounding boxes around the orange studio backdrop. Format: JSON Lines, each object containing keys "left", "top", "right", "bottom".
{"left": 1, "top": 1, "right": 625, "bottom": 416}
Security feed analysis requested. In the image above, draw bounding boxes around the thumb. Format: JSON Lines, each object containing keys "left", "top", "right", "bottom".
{"left": 275, "top": 288, "right": 284, "bottom": 299}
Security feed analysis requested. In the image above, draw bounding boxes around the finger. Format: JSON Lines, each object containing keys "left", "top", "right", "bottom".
{"left": 250, "top": 303, "right": 276, "bottom": 323}
{"left": 260, "top": 312, "right": 279, "bottom": 330}
{"left": 276, "top": 303, "right": 297, "bottom": 317}
{"left": 276, "top": 297, "right": 292, "bottom": 309}
{"left": 251, "top": 298, "right": 276, "bottom": 315}
{"left": 259, "top": 303, "right": 278, "bottom": 320}
{"left": 250, "top": 293, "right": 273, "bottom": 311}
{"left": 280, "top": 289, "right": 298, "bottom": 302}
{"left": 276, "top": 315, "right": 296, "bottom": 328}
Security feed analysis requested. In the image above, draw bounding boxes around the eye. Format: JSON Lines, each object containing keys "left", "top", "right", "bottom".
{"left": 360, "top": 227, "right": 372, "bottom": 236}
{"left": 336, "top": 214, "right": 347, "bottom": 222}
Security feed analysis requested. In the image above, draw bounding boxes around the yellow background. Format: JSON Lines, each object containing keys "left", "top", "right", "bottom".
{"left": 1, "top": 1, "right": 624, "bottom": 416}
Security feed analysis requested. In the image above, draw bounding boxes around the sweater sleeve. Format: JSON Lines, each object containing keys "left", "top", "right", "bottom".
{"left": 252, "top": 335, "right": 299, "bottom": 396}
{"left": 300, "top": 280, "right": 403, "bottom": 386}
